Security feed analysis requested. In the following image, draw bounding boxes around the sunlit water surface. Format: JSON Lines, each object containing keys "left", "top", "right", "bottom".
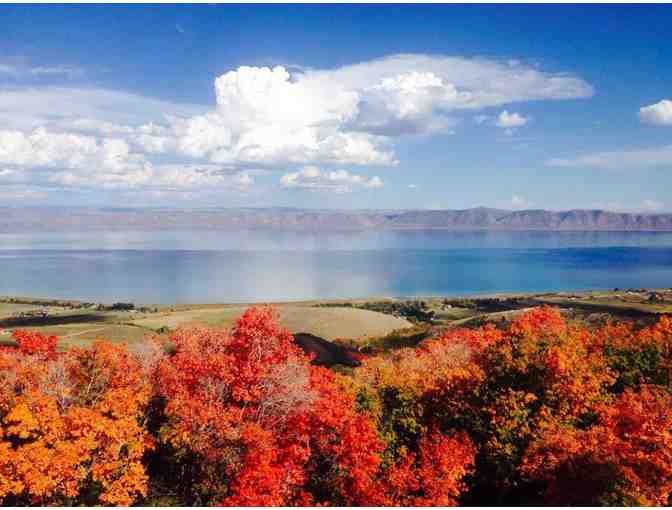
{"left": 2, "top": 229, "right": 672, "bottom": 303}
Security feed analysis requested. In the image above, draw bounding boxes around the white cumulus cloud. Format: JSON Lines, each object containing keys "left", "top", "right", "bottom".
{"left": 510, "top": 194, "right": 531, "bottom": 209}
{"left": 280, "top": 166, "right": 383, "bottom": 193}
{"left": 0, "top": 127, "right": 155, "bottom": 189}
{"left": 0, "top": 128, "right": 138, "bottom": 170}
{"left": 0, "top": 53, "right": 593, "bottom": 198}
{"left": 496, "top": 110, "right": 528, "bottom": 129}
{"left": 172, "top": 65, "right": 394, "bottom": 167}
{"left": 639, "top": 99, "right": 672, "bottom": 126}
{"left": 352, "top": 71, "right": 467, "bottom": 135}
{"left": 168, "top": 55, "right": 590, "bottom": 167}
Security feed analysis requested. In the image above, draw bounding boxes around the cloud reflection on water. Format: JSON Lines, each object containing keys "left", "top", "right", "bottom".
{"left": 1, "top": 230, "right": 672, "bottom": 303}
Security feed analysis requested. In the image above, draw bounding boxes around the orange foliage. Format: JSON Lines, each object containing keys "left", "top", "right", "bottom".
{"left": 0, "top": 338, "right": 158, "bottom": 505}
{"left": 2, "top": 305, "right": 671, "bottom": 506}
{"left": 158, "top": 306, "right": 386, "bottom": 506}
{"left": 384, "top": 430, "right": 476, "bottom": 506}
{"left": 10, "top": 330, "right": 58, "bottom": 359}
{"left": 483, "top": 306, "right": 615, "bottom": 423}
{"left": 352, "top": 306, "right": 671, "bottom": 505}
{"left": 352, "top": 325, "right": 496, "bottom": 423}
{"left": 522, "top": 385, "right": 672, "bottom": 505}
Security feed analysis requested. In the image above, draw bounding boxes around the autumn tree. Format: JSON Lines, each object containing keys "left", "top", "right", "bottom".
{"left": 2, "top": 306, "right": 670, "bottom": 506}
{"left": 350, "top": 327, "right": 492, "bottom": 505}
{"left": 521, "top": 385, "right": 672, "bottom": 505}
{"left": 156, "top": 307, "right": 386, "bottom": 506}
{"left": 0, "top": 331, "right": 161, "bottom": 506}
{"left": 595, "top": 315, "right": 672, "bottom": 392}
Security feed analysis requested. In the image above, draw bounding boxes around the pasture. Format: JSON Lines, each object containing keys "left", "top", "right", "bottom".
{"left": 0, "top": 299, "right": 413, "bottom": 349}
{"left": 3, "top": 288, "right": 672, "bottom": 351}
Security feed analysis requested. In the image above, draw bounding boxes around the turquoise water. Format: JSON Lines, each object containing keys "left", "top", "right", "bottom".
{"left": 1, "top": 229, "right": 672, "bottom": 303}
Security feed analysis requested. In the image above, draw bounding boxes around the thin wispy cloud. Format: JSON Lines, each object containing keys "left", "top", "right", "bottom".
{"left": 547, "top": 145, "right": 672, "bottom": 170}
{"left": 0, "top": 58, "right": 84, "bottom": 79}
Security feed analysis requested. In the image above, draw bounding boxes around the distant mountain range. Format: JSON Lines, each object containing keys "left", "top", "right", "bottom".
{"left": 3, "top": 206, "right": 672, "bottom": 231}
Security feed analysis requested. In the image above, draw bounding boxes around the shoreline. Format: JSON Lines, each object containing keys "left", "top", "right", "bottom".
{"left": 2, "top": 286, "right": 672, "bottom": 308}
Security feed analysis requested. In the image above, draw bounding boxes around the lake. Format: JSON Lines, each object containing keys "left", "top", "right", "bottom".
{"left": 2, "top": 229, "right": 672, "bottom": 304}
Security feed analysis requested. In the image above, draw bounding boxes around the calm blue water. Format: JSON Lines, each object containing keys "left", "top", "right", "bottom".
{"left": 1, "top": 229, "right": 672, "bottom": 304}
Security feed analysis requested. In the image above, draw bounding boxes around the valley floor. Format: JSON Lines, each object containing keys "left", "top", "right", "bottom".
{"left": 2, "top": 287, "right": 672, "bottom": 351}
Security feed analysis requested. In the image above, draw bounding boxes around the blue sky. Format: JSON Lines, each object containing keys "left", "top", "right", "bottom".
{"left": 1, "top": 4, "right": 671, "bottom": 211}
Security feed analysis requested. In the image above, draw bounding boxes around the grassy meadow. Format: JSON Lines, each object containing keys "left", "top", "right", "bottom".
{"left": 3, "top": 287, "right": 672, "bottom": 352}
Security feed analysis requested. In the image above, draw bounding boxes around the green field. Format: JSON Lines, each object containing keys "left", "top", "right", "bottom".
{"left": 0, "top": 299, "right": 413, "bottom": 349}
{"left": 2, "top": 288, "right": 671, "bottom": 351}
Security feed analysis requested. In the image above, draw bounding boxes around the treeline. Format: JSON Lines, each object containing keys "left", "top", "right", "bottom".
{"left": 317, "top": 300, "right": 437, "bottom": 323}
{"left": 1, "top": 307, "right": 671, "bottom": 506}
{"left": 0, "top": 297, "right": 90, "bottom": 309}
{"left": 0, "top": 297, "right": 157, "bottom": 313}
